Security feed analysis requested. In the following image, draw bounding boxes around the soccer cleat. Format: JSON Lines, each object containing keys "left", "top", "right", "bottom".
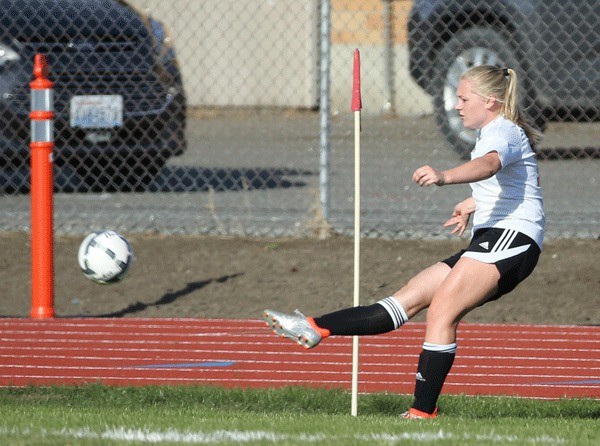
{"left": 400, "top": 407, "right": 438, "bottom": 419}
{"left": 263, "top": 309, "right": 322, "bottom": 349}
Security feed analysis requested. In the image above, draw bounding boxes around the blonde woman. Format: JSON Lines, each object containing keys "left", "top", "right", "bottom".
{"left": 263, "top": 65, "right": 545, "bottom": 419}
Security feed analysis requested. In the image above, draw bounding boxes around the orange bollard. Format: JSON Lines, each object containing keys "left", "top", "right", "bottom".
{"left": 29, "top": 54, "right": 55, "bottom": 319}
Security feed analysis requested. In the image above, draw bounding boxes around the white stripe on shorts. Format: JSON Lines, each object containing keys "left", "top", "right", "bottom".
{"left": 463, "top": 228, "right": 530, "bottom": 264}
{"left": 493, "top": 229, "right": 517, "bottom": 252}
{"left": 463, "top": 244, "right": 530, "bottom": 263}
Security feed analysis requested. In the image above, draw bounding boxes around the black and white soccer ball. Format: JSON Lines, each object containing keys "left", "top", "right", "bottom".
{"left": 77, "top": 231, "right": 134, "bottom": 284}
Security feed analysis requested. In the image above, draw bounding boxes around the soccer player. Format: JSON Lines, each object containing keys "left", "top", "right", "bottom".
{"left": 263, "top": 65, "right": 545, "bottom": 418}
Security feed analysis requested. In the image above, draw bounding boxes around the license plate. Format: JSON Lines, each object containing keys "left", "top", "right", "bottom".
{"left": 70, "top": 95, "right": 123, "bottom": 128}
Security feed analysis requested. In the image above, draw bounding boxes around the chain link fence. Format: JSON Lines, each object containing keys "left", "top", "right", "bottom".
{"left": 0, "top": 0, "right": 598, "bottom": 239}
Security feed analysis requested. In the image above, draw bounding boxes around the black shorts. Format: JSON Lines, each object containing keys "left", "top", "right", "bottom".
{"left": 442, "top": 228, "right": 541, "bottom": 303}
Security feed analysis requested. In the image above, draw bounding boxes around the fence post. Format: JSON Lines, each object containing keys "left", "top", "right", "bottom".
{"left": 382, "top": 0, "right": 396, "bottom": 113}
{"left": 319, "top": 0, "right": 331, "bottom": 221}
{"left": 29, "top": 53, "right": 55, "bottom": 319}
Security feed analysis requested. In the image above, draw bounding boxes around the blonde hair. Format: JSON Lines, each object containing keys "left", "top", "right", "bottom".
{"left": 460, "top": 65, "right": 543, "bottom": 148}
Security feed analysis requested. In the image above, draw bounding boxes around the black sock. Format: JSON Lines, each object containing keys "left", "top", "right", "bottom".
{"left": 412, "top": 346, "right": 456, "bottom": 414}
{"left": 314, "top": 303, "right": 395, "bottom": 336}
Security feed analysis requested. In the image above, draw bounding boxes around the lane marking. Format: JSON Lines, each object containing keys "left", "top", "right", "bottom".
{"left": 535, "top": 379, "right": 600, "bottom": 386}
{"left": 134, "top": 361, "right": 235, "bottom": 369}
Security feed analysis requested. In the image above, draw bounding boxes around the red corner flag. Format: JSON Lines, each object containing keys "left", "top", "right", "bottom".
{"left": 351, "top": 49, "right": 362, "bottom": 112}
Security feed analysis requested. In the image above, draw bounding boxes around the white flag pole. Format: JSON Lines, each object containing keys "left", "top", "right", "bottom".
{"left": 351, "top": 48, "right": 362, "bottom": 417}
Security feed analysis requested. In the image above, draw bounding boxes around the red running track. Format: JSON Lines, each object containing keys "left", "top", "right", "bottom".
{"left": 0, "top": 318, "right": 598, "bottom": 399}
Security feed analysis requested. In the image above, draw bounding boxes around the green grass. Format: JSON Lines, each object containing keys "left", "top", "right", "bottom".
{"left": 0, "top": 385, "right": 598, "bottom": 445}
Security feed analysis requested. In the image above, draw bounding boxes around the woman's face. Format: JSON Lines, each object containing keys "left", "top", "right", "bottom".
{"left": 455, "top": 78, "right": 497, "bottom": 130}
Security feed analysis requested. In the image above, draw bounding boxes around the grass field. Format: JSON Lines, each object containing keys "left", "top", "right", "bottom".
{"left": 0, "top": 385, "right": 598, "bottom": 445}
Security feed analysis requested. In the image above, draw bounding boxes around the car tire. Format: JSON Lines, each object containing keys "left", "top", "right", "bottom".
{"left": 432, "top": 27, "right": 546, "bottom": 158}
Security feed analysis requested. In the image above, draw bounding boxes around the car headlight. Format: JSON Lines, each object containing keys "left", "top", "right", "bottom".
{"left": 149, "top": 18, "right": 176, "bottom": 65}
{"left": 0, "top": 43, "right": 19, "bottom": 67}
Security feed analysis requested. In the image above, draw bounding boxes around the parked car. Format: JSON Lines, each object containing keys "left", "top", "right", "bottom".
{"left": 0, "top": 0, "right": 186, "bottom": 190}
{"left": 408, "top": 0, "right": 599, "bottom": 157}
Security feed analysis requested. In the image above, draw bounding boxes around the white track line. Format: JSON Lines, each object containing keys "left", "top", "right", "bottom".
{"left": 0, "top": 319, "right": 597, "bottom": 398}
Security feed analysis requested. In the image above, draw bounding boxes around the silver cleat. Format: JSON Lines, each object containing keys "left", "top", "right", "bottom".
{"left": 263, "top": 309, "right": 322, "bottom": 349}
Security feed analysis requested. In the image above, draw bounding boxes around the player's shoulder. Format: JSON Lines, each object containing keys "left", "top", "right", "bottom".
{"left": 486, "top": 116, "right": 523, "bottom": 147}
{"left": 488, "top": 115, "right": 519, "bottom": 135}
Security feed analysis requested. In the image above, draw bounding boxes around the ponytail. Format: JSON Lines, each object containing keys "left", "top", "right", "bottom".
{"left": 502, "top": 68, "right": 518, "bottom": 122}
{"left": 461, "top": 65, "right": 543, "bottom": 149}
{"left": 501, "top": 68, "right": 543, "bottom": 148}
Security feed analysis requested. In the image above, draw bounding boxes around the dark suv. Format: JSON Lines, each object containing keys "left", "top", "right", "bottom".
{"left": 408, "top": 0, "right": 599, "bottom": 157}
{"left": 0, "top": 0, "right": 186, "bottom": 190}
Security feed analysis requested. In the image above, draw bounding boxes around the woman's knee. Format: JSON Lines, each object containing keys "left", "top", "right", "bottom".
{"left": 426, "top": 295, "right": 463, "bottom": 328}
{"left": 392, "top": 263, "right": 450, "bottom": 317}
{"left": 392, "top": 285, "right": 430, "bottom": 318}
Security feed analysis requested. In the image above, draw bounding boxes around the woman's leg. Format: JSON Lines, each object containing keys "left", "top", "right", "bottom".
{"left": 410, "top": 257, "right": 500, "bottom": 415}
{"left": 313, "top": 261, "right": 452, "bottom": 335}
{"left": 425, "top": 257, "right": 500, "bottom": 344}
{"left": 263, "top": 262, "right": 452, "bottom": 348}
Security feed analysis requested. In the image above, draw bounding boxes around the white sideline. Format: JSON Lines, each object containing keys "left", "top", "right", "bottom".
{"left": 0, "top": 427, "right": 565, "bottom": 444}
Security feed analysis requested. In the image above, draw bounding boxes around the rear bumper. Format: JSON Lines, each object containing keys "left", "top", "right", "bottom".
{"left": 0, "top": 91, "right": 186, "bottom": 166}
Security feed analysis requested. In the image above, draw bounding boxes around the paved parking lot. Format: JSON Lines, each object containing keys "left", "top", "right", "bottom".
{"left": 0, "top": 112, "right": 598, "bottom": 239}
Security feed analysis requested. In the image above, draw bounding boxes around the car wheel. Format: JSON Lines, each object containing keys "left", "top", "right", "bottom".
{"left": 432, "top": 27, "right": 545, "bottom": 158}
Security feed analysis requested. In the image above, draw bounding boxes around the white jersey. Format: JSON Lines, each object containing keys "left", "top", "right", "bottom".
{"left": 470, "top": 116, "right": 545, "bottom": 249}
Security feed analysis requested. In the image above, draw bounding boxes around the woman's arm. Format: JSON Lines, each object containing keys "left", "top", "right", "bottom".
{"left": 412, "top": 151, "right": 501, "bottom": 187}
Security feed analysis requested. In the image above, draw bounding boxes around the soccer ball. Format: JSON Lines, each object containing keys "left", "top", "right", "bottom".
{"left": 77, "top": 231, "right": 134, "bottom": 284}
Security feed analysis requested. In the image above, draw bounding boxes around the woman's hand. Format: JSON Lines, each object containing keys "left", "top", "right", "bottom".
{"left": 443, "top": 198, "right": 476, "bottom": 237}
{"left": 412, "top": 165, "right": 445, "bottom": 186}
